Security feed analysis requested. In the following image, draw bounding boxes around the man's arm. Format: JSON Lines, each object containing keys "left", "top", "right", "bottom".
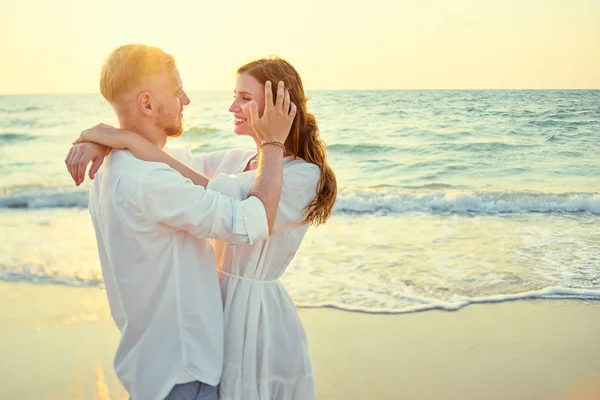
{"left": 190, "top": 150, "right": 231, "bottom": 178}
{"left": 207, "top": 161, "right": 321, "bottom": 232}
{"left": 138, "top": 165, "right": 268, "bottom": 245}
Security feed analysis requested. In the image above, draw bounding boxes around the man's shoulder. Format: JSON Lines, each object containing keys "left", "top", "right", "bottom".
{"left": 106, "top": 150, "right": 168, "bottom": 177}
{"left": 92, "top": 151, "right": 145, "bottom": 195}
{"left": 92, "top": 151, "right": 180, "bottom": 206}
{"left": 95, "top": 150, "right": 179, "bottom": 195}
{"left": 108, "top": 149, "right": 146, "bottom": 168}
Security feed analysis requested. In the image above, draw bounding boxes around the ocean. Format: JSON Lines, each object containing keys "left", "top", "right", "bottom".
{"left": 1, "top": 90, "right": 599, "bottom": 314}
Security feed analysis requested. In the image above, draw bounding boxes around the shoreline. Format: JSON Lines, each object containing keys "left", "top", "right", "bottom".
{"left": 1, "top": 282, "right": 599, "bottom": 399}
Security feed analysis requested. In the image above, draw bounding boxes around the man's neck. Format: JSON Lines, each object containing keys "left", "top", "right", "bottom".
{"left": 118, "top": 118, "right": 167, "bottom": 149}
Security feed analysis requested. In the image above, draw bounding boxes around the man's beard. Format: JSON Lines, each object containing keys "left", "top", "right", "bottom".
{"left": 157, "top": 105, "right": 184, "bottom": 138}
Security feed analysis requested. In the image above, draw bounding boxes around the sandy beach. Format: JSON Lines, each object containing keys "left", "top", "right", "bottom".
{"left": 1, "top": 281, "right": 599, "bottom": 400}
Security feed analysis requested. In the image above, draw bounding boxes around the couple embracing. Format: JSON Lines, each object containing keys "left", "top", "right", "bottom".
{"left": 65, "top": 44, "right": 336, "bottom": 400}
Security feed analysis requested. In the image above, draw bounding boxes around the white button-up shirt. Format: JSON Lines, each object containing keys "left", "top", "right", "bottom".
{"left": 88, "top": 149, "right": 268, "bottom": 400}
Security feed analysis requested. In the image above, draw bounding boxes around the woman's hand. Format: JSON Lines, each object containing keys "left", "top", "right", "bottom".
{"left": 246, "top": 81, "right": 296, "bottom": 145}
{"left": 66, "top": 123, "right": 148, "bottom": 186}
{"left": 73, "top": 123, "right": 137, "bottom": 149}
{"left": 73, "top": 123, "right": 166, "bottom": 164}
{"left": 68, "top": 123, "right": 211, "bottom": 188}
{"left": 65, "top": 142, "right": 109, "bottom": 186}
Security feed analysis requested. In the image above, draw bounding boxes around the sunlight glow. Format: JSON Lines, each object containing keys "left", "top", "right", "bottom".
{"left": 1, "top": 0, "right": 599, "bottom": 93}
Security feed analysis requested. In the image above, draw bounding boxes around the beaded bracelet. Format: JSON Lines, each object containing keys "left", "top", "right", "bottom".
{"left": 261, "top": 140, "right": 286, "bottom": 153}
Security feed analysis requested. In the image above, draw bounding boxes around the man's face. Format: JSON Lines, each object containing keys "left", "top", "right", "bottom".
{"left": 153, "top": 68, "right": 190, "bottom": 137}
{"left": 229, "top": 72, "right": 265, "bottom": 137}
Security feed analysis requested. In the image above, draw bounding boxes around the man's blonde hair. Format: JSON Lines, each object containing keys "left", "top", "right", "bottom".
{"left": 100, "top": 44, "right": 176, "bottom": 103}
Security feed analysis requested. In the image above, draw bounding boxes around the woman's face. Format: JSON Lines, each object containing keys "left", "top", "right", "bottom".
{"left": 229, "top": 72, "right": 265, "bottom": 137}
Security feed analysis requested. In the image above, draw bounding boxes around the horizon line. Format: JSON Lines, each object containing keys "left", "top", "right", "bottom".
{"left": 1, "top": 88, "right": 599, "bottom": 96}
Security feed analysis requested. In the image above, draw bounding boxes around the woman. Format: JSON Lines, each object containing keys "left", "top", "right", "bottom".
{"left": 69, "top": 57, "right": 337, "bottom": 399}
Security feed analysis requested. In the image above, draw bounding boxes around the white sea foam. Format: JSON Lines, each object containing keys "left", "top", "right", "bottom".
{"left": 294, "top": 287, "right": 600, "bottom": 314}
{"left": 2, "top": 265, "right": 598, "bottom": 314}
{"left": 0, "top": 265, "right": 102, "bottom": 287}
{"left": 335, "top": 189, "right": 600, "bottom": 215}
{"left": 0, "top": 186, "right": 88, "bottom": 209}
{"left": 3, "top": 186, "right": 599, "bottom": 216}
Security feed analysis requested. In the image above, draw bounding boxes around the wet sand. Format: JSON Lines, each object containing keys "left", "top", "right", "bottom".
{"left": 1, "top": 282, "right": 599, "bottom": 400}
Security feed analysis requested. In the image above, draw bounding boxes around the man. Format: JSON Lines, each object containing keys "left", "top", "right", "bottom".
{"left": 65, "top": 44, "right": 295, "bottom": 400}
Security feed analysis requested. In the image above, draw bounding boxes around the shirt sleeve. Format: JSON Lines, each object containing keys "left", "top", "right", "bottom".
{"left": 190, "top": 150, "right": 230, "bottom": 178}
{"left": 206, "top": 173, "right": 246, "bottom": 200}
{"left": 137, "top": 165, "right": 269, "bottom": 245}
{"left": 207, "top": 162, "right": 321, "bottom": 233}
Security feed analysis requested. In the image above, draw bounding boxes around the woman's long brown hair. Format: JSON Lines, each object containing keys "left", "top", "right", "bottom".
{"left": 238, "top": 58, "right": 337, "bottom": 226}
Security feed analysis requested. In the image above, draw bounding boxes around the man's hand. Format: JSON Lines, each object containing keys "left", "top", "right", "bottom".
{"left": 246, "top": 81, "right": 296, "bottom": 144}
{"left": 64, "top": 142, "right": 109, "bottom": 186}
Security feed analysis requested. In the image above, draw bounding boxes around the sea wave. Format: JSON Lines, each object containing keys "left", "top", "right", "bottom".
{"left": 454, "top": 141, "right": 536, "bottom": 151}
{"left": 2, "top": 186, "right": 600, "bottom": 215}
{"left": 185, "top": 126, "right": 221, "bottom": 135}
{"left": 0, "top": 265, "right": 103, "bottom": 287}
{"left": 0, "top": 186, "right": 88, "bottom": 209}
{"left": 334, "top": 189, "right": 600, "bottom": 215}
{"left": 2, "top": 266, "right": 598, "bottom": 314}
{"left": 295, "top": 286, "right": 600, "bottom": 314}
{"left": 0, "top": 132, "right": 37, "bottom": 143}
{"left": 2, "top": 117, "right": 39, "bottom": 127}
{"left": 327, "top": 143, "right": 397, "bottom": 154}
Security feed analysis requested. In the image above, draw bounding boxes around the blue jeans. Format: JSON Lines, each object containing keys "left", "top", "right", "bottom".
{"left": 163, "top": 381, "right": 218, "bottom": 400}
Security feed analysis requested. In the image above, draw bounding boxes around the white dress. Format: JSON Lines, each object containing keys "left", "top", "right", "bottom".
{"left": 191, "top": 149, "right": 320, "bottom": 400}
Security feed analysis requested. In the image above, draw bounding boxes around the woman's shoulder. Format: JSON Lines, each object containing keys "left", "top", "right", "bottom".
{"left": 285, "top": 156, "right": 319, "bottom": 169}
{"left": 224, "top": 148, "right": 255, "bottom": 159}
{"left": 284, "top": 157, "right": 321, "bottom": 181}
{"left": 217, "top": 148, "right": 254, "bottom": 169}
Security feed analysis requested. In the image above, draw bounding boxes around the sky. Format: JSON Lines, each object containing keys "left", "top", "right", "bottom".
{"left": 1, "top": 0, "right": 599, "bottom": 93}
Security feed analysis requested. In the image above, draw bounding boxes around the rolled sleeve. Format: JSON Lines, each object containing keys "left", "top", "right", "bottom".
{"left": 233, "top": 196, "right": 269, "bottom": 245}
{"left": 207, "top": 173, "right": 244, "bottom": 200}
{"left": 191, "top": 150, "right": 230, "bottom": 178}
{"left": 206, "top": 173, "right": 268, "bottom": 245}
{"left": 138, "top": 165, "right": 268, "bottom": 245}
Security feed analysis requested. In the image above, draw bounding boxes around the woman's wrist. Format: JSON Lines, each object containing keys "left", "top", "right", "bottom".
{"left": 124, "top": 132, "right": 145, "bottom": 150}
{"left": 260, "top": 140, "right": 286, "bottom": 155}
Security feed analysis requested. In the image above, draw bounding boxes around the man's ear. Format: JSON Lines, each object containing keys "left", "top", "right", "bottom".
{"left": 138, "top": 92, "right": 153, "bottom": 116}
